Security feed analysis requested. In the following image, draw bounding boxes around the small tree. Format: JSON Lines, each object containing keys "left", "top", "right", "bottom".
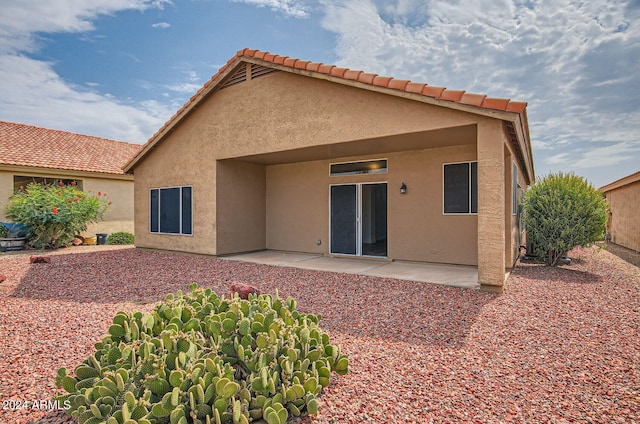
{"left": 523, "top": 172, "right": 608, "bottom": 266}
{"left": 6, "top": 182, "right": 109, "bottom": 249}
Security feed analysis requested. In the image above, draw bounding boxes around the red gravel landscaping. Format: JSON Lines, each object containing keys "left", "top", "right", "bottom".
{"left": 1, "top": 246, "right": 638, "bottom": 423}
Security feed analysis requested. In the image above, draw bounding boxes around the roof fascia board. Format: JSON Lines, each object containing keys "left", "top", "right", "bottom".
{"left": 600, "top": 171, "right": 640, "bottom": 192}
{"left": 124, "top": 60, "right": 243, "bottom": 173}
{"left": 0, "top": 164, "right": 134, "bottom": 181}
{"left": 512, "top": 114, "right": 535, "bottom": 184}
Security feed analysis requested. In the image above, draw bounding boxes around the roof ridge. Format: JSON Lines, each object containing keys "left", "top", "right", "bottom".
{"left": 236, "top": 48, "right": 527, "bottom": 113}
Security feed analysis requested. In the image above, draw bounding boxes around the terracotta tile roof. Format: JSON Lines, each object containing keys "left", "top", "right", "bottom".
{"left": 0, "top": 121, "right": 141, "bottom": 175}
{"left": 126, "top": 48, "right": 532, "bottom": 179}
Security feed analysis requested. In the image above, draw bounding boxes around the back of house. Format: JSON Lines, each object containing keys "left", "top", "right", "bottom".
{"left": 124, "top": 48, "right": 535, "bottom": 291}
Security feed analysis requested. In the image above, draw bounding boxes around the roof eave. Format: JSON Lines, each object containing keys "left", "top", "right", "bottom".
{"left": 0, "top": 164, "right": 134, "bottom": 180}
{"left": 124, "top": 58, "right": 244, "bottom": 173}
{"left": 600, "top": 170, "right": 640, "bottom": 192}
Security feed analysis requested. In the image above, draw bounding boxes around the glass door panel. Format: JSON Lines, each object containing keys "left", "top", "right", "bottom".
{"left": 330, "top": 185, "right": 357, "bottom": 255}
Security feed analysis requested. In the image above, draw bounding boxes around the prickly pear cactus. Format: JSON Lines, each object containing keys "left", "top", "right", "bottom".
{"left": 55, "top": 284, "right": 348, "bottom": 424}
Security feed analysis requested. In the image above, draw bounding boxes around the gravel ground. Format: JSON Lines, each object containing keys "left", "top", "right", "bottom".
{"left": 0, "top": 245, "right": 638, "bottom": 423}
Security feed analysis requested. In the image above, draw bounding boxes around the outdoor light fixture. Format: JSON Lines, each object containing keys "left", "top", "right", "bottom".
{"left": 400, "top": 183, "right": 407, "bottom": 194}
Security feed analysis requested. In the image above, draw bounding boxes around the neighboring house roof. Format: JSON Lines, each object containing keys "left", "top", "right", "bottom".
{"left": 0, "top": 121, "right": 141, "bottom": 175}
{"left": 124, "top": 48, "right": 534, "bottom": 182}
{"left": 600, "top": 170, "right": 640, "bottom": 192}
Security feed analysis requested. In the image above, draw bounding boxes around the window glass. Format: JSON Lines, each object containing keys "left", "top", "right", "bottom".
{"left": 14, "top": 176, "right": 83, "bottom": 191}
{"left": 444, "top": 162, "right": 477, "bottom": 214}
{"left": 471, "top": 162, "right": 478, "bottom": 214}
{"left": 330, "top": 159, "right": 387, "bottom": 176}
{"left": 150, "top": 186, "right": 192, "bottom": 235}
{"left": 150, "top": 189, "right": 159, "bottom": 232}
{"left": 159, "top": 188, "right": 180, "bottom": 234}
{"left": 181, "top": 187, "right": 193, "bottom": 235}
{"left": 444, "top": 163, "right": 470, "bottom": 213}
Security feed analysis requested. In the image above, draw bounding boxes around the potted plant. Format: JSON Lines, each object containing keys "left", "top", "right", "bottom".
{"left": 0, "top": 222, "right": 28, "bottom": 251}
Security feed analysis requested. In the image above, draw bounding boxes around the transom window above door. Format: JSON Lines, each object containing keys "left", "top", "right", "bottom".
{"left": 330, "top": 159, "right": 387, "bottom": 176}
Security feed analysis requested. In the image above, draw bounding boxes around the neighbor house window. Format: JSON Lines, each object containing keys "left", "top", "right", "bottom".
{"left": 443, "top": 161, "right": 477, "bottom": 214}
{"left": 14, "top": 176, "right": 83, "bottom": 191}
{"left": 150, "top": 186, "right": 192, "bottom": 235}
{"left": 330, "top": 159, "right": 387, "bottom": 176}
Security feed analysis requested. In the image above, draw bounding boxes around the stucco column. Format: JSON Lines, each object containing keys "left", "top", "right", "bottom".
{"left": 477, "top": 121, "right": 506, "bottom": 290}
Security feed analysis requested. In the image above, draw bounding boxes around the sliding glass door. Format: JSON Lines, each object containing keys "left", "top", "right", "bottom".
{"left": 330, "top": 183, "right": 387, "bottom": 257}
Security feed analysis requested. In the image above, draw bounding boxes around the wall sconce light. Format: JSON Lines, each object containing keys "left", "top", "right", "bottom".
{"left": 400, "top": 182, "right": 407, "bottom": 194}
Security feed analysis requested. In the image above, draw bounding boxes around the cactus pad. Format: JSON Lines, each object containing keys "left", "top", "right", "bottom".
{"left": 54, "top": 284, "right": 348, "bottom": 423}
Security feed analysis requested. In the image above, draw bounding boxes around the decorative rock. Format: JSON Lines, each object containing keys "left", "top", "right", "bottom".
{"left": 0, "top": 274, "right": 5, "bottom": 283}
{"left": 230, "top": 282, "right": 260, "bottom": 300}
{"left": 29, "top": 256, "right": 51, "bottom": 264}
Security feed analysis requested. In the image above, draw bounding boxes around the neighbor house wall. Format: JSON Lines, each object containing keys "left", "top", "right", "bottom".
{"left": 0, "top": 168, "right": 134, "bottom": 237}
{"left": 605, "top": 181, "right": 640, "bottom": 252}
{"left": 266, "top": 144, "right": 478, "bottom": 266}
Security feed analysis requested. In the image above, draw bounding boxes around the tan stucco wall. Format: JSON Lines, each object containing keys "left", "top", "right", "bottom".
{"left": 503, "top": 142, "right": 527, "bottom": 268}
{"left": 216, "top": 160, "right": 266, "bottom": 255}
{"left": 477, "top": 121, "right": 506, "bottom": 287}
{"left": 132, "top": 126, "right": 217, "bottom": 255}
{"left": 266, "top": 145, "right": 478, "bottom": 265}
{"left": 605, "top": 181, "right": 640, "bottom": 252}
{"left": 0, "top": 169, "right": 134, "bottom": 237}
{"left": 194, "top": 71, "right": 484, "bottom": 160}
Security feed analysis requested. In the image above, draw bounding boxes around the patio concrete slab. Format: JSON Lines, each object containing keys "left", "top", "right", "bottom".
{"left": 222, "top": 250, "right": 321, "bottom": 266}
{"left": 222, "top": 250, "right": 479, "bottom": 289}
{"left": 364, "top": 261, "right": 478, "bottom": 289}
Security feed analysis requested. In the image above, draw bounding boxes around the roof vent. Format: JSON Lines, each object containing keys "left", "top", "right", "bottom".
{"left": 251, "top": 64, "right": 278, "bottom": 79}
{"left": 221, "top": 63, "right": 279, "bottom": 89}
{"left": 221, "top": 65, "right": 248, "bottom": 89}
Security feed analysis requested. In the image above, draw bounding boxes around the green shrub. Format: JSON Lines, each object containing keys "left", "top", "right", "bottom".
{"left": 0, "top": 224, "right": 9, "bottom": 238}
{"left": 523, "top": 172, "right": 608, "bottom": 266}
{"left": 5, "top": 183, "right": 109, "bottom": 249}
{"left": 55, "top": 284, "right": 348, "bottom": 424}
{"left": 107, "top": 232, "right": 134, "bottom": 245}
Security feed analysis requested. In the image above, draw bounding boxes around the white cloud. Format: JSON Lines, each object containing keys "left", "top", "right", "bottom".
{"left": 317, "top": 0, "right": 640, "bottom": 186}
{"left": 0, "top": 0, "right": 172, "bottom": 143}
{"left": 0, "top": 0, "right": 171, "bottom": 53}
{"left": 152, "top": 22, "right": 171, "bottom": 29}
{"left": 230, "top": 0, "right": 310, "bottom": 17}
{"left": 0, "top": 54, "right": 170, "bottom": 142}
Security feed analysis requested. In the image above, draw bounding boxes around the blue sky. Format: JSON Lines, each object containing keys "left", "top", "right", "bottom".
{"left": 0, "top": 0, "right": 638, "bottom": 187}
